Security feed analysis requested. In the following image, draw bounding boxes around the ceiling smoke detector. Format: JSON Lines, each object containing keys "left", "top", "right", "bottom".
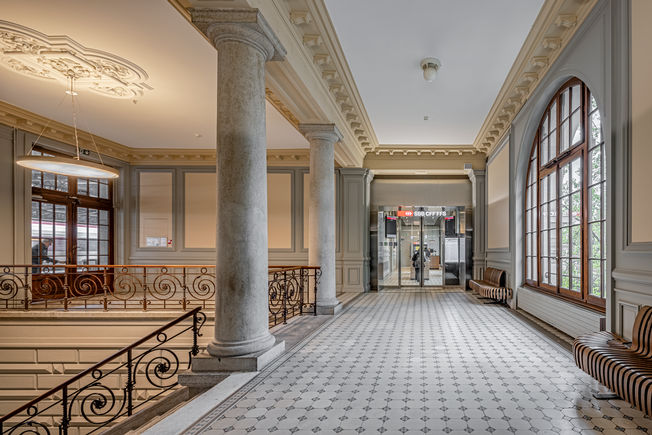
{"left": 420, "top": 57, "right": 441, "bottom": 82}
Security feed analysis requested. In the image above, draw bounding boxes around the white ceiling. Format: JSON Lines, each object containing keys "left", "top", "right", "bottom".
{"left": 324, "top": 0, "right": 544, "bottom": 146}
{"left": 0, "top": 0, "right": 309, "bottom": 150}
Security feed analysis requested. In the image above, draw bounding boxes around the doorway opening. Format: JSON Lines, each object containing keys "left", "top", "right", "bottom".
{"left": 376, "top": 206, "right": 468, "bottom": 289}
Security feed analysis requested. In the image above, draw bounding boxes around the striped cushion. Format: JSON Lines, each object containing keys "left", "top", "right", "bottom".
{"left": 478, "top": 286, "right": 512, "bottom": 301}
{"left": 470, "top": 268, "right": 509, "bottom": 301}
{"left": 573, "top": 306, "right": 652, "bottom": 416}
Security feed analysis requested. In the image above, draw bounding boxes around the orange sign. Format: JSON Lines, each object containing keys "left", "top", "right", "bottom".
{"left": 397, "top": 210, "right": 414, "bottom": 217}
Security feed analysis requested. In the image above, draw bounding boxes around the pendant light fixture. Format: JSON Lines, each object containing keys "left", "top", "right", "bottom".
{"left": 16, "top": 77, "right": 119, "bottom": 179}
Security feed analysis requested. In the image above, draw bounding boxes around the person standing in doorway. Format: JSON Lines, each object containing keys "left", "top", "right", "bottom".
{"left": 32, "top": 238, "right": 53, "bottom": 273}
{"left": 412, "top": 248, "right": 421, "bottom": 283}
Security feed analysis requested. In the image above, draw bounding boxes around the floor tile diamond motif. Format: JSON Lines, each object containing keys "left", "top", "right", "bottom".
{"left": 187, "top": 291, "right": 652, "bottom": 434}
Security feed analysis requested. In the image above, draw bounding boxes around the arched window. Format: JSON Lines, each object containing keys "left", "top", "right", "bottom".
{"left": 525, "top": 78, "right": 606, "bottom": 309}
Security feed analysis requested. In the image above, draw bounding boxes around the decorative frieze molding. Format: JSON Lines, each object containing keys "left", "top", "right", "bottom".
{"left": 279, "top": 0, "right": 379, "bottom": 154}
{"left": 0, "top": 99, "right": 308, "bottom": 166}
{"left": 372, "top": 146, "right": 482, "bottom": 157}
{"left": 473, "top": 0, "right": 598, "bottom": 155}
{"left": 265, "top": 88, "right": 300, "bottom": 128}
{"left": 0, "top": 20, "right": 151, "bottom": 99}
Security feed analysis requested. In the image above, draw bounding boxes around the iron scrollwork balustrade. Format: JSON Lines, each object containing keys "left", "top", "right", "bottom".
{"left": 268, "top": 266, "right": 320, "bottom": 327}
{"left": 0, "top": 307, "right": 206, "bottom": 435}
{"left": 0, "top": 264, "right": 218, "bottom": 311}
{"left": 0, "top": 265, "right": 320, "bottom": 324}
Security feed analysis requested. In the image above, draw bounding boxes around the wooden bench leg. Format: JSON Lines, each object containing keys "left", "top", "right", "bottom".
{"left": 593, "top": 392, "right": 620, "bottom": 400}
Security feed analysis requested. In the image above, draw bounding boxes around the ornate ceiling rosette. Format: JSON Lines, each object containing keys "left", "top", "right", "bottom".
{"left": 0, "top": 20, "right": 152, "bottom": 99}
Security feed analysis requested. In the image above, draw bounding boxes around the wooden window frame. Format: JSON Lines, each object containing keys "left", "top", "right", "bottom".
{"left": 31, "top": 146, "right": 114, "bottom": 268}
{"left": 524, "top": 78, "right": 606, "bottom": 311}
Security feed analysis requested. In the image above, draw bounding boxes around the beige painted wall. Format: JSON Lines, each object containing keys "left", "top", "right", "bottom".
{"left": 181, "top": 172, "right": 293, "bottom": 250}
{"left": 631, "top": 0, "right": 652, "bottom": 243}
{"left": 139, "top": 172, "right": 173, "bottom": 248}
{"left": 487, "top": 143, "right": 510, "bottom": 249}
{"left": 185, "top": 172, "right": 216, "bottom": 249}
{"left": 267, "top": 173, "right": 292, "bottom": 249}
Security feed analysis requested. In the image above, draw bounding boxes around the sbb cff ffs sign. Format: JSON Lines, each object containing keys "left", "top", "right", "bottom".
{"left": 397, "top": 210, "right": 446, "bottom": 217}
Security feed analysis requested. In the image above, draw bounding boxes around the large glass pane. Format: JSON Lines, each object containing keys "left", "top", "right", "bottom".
{"left": 41, "top": 203, "right": 53, "bottom": 239}
{"left": 571, "top": 85, "right": 581, "bottom": 111}
{"left": 561, "top": 196, "right": 570, "bottom": 227}
{"left": 560, "top": 227, "right": 570, "bottom": 257}
{"left": 589, "top": 185, "right": 601, "bottom": 221}
{"left": 99, "top": 182, "right": 109, "bottom": 199}
{"left": 542, "top": 115, "right": 549, "bottom": 136}
{"left": 541, "top": 136, "right": 549, "bottom": 164}
{"left": 99, "top": 209, "right": 109, "bottom": 226}
{"left": 571, "top": 225, "right": 581, "bottom": 257}
{"left": 571, "top": 158, "right": 582, "bottom": 192}
{"left": 43, "top": 172, "right": 55, "bottom": 190}
{"left": 31, "top": 201, "right": 40, "bottom": 238}
{"left": 541, "top": 229, "right": 548, "bottom": 256}
{"left": 541, "top": 204, "right": 548, "bottom": 230}
{"left": 590, "top": 260, "right": 601, "bottom": 297}
{"left": 590, "top": 222, "right": 601, "bottom": 258}
{"left": 549, "top": 172, "right": 557, "bottom": 200}
{"left": 589, "top": 111, "right": 602, "bottom": 149}
{"left": 560, "top": 165, "right": 570, "bottom": 196}
{"left": 549, "top": 259, "right": 557, "bottom": 286}
{"left": 550, "top": 101, "right": 557, "bottom": 127}
{"left": 549, "top": 130, "right": 557, "bottom": 159}
{"left": 571, "top": 192, "right": 581, "bottom": 225}
{"left": 590, "top": 147, "right": 602, "bottom": 184}
{"left": 31, "top": 171, "right": 41, "bottom": 188}
{"left": 571, "top": 259, "right": 581, "bottom": 292}
{"left": 561, "top": 258, "right": 570, "bottom": 289}
{"left": 561, "top": 89, "right": 569, "bottom": 119}
{"left": 56, "top": 175, "right": 68, "bottom": 192}
{"left": 88, "top": 179, "right": 99, "bottom": 197}
{"left": 570, "top": 110, "right": 582, "bottom": 146}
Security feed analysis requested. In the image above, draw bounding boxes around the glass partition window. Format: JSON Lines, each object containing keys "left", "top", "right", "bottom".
{"left": 524, "top": 78, "right": 606, "bottom": 308}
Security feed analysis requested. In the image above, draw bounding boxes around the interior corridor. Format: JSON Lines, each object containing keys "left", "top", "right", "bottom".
{"left": 181, "top": 291, "right": 652, "bottom": 434}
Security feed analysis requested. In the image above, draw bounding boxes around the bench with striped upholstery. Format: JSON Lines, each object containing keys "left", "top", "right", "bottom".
{"left": 573, "top": 306, "right": 652, "bottom": 416}
{"left": 469, "top": 267, "right": 511, "bottom": 303}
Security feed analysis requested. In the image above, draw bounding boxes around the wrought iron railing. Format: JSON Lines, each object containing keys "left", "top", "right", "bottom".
{"left": 0, "top": 265, "right": 320, "bottom": 322}
{"left": 268, "top": 266, "right": 320, "bottom": 327}
{"left": 0, "top": 307, "right": 206, "bottom": 435}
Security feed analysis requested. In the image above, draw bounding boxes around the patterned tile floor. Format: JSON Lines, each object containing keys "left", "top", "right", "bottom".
{"left": 186, "top": 291, "right": 652, "bottom": 434}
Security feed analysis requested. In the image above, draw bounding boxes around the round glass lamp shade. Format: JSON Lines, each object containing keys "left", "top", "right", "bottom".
{"left": 16, "top": 155, "right": 119, "bottom": 179}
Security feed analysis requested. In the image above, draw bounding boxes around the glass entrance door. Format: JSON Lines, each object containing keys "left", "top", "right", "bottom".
{"left": 377, "top": 206, "right": 466, "bottom": 289}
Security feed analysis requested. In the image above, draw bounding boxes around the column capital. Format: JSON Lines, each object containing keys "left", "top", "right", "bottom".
{"left": 299, "top": 123, "right": 343, "bottom": 144}
{"left": 190, "top": 8, "right": 286, "bottom": 61}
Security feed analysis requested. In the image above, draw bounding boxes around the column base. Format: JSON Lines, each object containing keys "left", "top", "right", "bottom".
{"left": 191, "top": 340, "right": 285, "bottom": 373}
{"left": 316, "top": 301, "right": 342, "bottom": 315}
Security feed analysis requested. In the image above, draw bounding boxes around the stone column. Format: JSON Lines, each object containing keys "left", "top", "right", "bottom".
{"left": 300, "top": 124, "right": 342, "bottom": 315}
{"left": 191, "top": 9, "right": 286, "bottom": 363}
{"left": 468, "top": 170, "right": 486, "bottom": 280}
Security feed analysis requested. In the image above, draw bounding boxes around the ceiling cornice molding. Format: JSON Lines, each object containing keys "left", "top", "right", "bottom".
{"left": 371, "top": 146, "right": 484, "bottom": 157}
{"left": 473, "top": 0, "right": 598, "bottom": 155}
{"left": 278, "top": 0, "right": 379, "bottom": 153}
{"left": 0, "top": 99, "right": 309, "bottom": 166}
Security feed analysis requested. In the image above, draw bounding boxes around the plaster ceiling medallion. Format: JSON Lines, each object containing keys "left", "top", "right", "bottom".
{"left": 0, "top": 20, "right": 151, "bottom": 99}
